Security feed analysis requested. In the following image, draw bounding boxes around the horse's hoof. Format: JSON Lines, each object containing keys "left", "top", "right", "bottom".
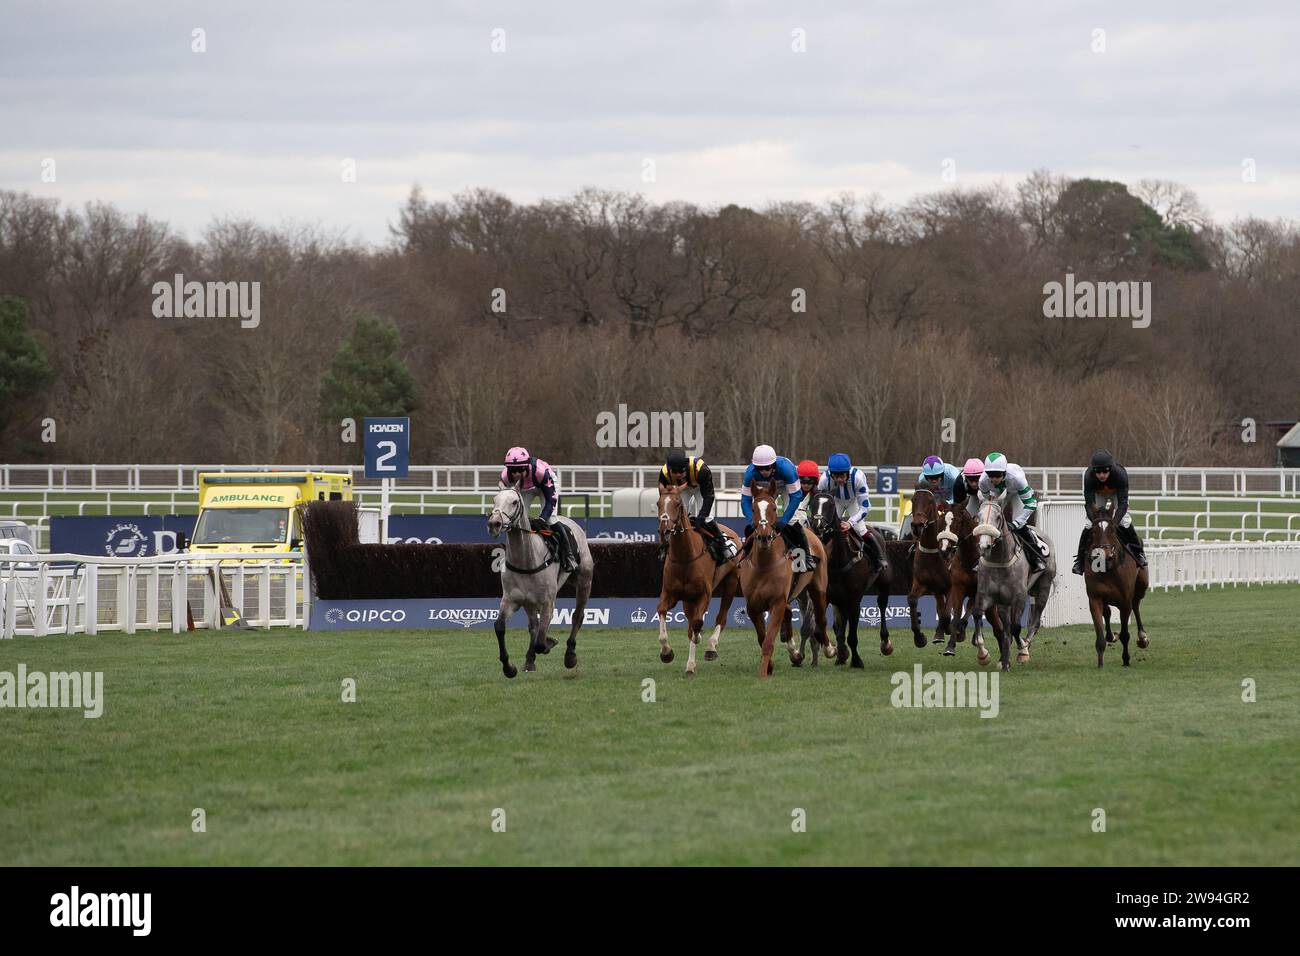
{"left": 1000, "top": 662, "right": 1011, "bottom": 672}
{"left": 660, "top": 649, "right": 674, "bottom": 663}
{"left": 977, "top": 654, "right": 990, "bottom": 667}
{"left": 912, "top": 634, "right": 927, "bottom": 649}
{"left": 564, "top": 653, "right": 577, "bottom": 669}
{"left": 1137, "top": 634, "right": 1149, "bottom": 649}
{"left": 790, "top": 656, "right": 803, "bottom": 668}
{"left": 1106, "top": 634, "right": 1116, "bottom": 645}
{"left": 942, "top": 647, "right": 956, "bottom": 657}
{"left": 503, "top": 664, "right": 517, "bottom": 679}
{"left": 704, "top": 650, "right": 718, "bottom": 662}
{"left": 881, "top": 641, "right": 893, "bottom": 656}
{"left": 834, "top": 657, "right": 846, "bottom": 666}
{"left": 684, "top": 666, "right": 696, "bottom": 677}
{"left": 851, "top": 657, "right": 864, "bottom": 669}
{"left": 538, "top": 637, "right": 557, "bottom": 654}
{"left": 524, "top": 661, "right": 536, "bottom": 673}
{"left": 931, "top": 636, "right": 944, "bottom": 645}
{"left": 1017, "top": 652, "right": 1030, "bottom": 664}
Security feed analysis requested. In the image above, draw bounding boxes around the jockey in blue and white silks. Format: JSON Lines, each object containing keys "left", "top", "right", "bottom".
{"left": 741, "top": 444, "right": 817, "bottom": 567}
{"left": 916, "top": 455, "right": 968, "bottom": 507}
{"left": 740, "top": 444, "right": 803, "bottom": 524}
{"left": 818, "top": 452, "right": 872, "bottom": 536}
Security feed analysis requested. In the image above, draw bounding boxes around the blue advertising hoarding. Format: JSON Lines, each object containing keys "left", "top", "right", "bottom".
{"left": 51, "top": 515, "right": 197, "bottom": 557}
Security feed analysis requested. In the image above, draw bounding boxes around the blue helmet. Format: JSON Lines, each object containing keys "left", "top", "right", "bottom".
{"left": 827, "top": 453, "right": 851, "bottom": 474}
{"left": 922, "top": 455, "right": 946, "bottom": 478}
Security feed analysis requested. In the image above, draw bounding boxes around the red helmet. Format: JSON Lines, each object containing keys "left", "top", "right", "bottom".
{"left": 796, "top": 459, "right": 820, "bottom": 479}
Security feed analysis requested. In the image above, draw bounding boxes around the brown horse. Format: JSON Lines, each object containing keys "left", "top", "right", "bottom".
{"left": 937, "top": 500, "right": 986, "bottom": 660}
{"left": 1084, "top": 500, "right": 1150, "bottom": 668}
{"left": 655, "top": 487, "right": 742, "bottom": 676}
{"left": 739, "top": 480, "right": 830, "bottom": 677}
{"left": 908, "top": 488, "right": 953, "bottom": 649}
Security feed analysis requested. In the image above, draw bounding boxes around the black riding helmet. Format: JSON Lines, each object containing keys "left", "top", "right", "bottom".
{"left": 1091, "top": 449, "right": 1115, "bottom": 471}
{"left": 666, "top": 450, "right": 688, "bottom": 474}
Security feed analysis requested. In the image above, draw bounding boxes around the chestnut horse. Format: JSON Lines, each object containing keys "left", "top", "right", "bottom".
{"left": 937, "top": 499, "right": 986, "bottom": 660}
{"left": 799, "top": 491, "right": 887, "bottom": 668}
{"left": 1084, "top": 500, "right": 1150, "bottom": 668}
{"left": 908, "top": 488, "right": 953, "bottom": 649}
{"left": 739, "top": 480, "right": 830, "bottom": 677}
{"left": 655, "top": 487, "right": 742, "bottom": 676}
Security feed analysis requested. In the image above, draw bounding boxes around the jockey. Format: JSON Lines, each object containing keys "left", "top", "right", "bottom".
{"left": 1074, "top": 448, "right": 1146, "bottom": 573}
{"left": 960, "top": 458, "right": 985, "bottom": 518}
{"left": 817, "top": 452, "right": 884, "bottom": 565}
{"left": 741, "top": 444, "right": 816, "bottom": 568}
{"left": 499, "top": 447, "right": 577, "bottom": 570}
{"left": 977, "top": 452, "right": 1047, "bottom": 572}
{"left": 658, "top": 450, "right": 735, "bottom": 561}
{"left": 916, "top": 455, "right": 968, "bottom": 507}
{"left": 792, "top": 459, "right": 822, "bottom": 526}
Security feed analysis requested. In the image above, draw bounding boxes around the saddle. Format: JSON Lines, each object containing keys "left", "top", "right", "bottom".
{"left": 528, "top": 518, "right": 580, "bottom": 572}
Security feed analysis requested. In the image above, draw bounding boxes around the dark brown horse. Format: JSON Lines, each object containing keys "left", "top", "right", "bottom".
{"left": 801, "top": 491, "right": 888, "bottom": 668}
{"left": 908, "top": 488, "right": 953, "bottom": 649}
{"left": 937, "top": 499, "right": 986, "bottom": 660}
{"left": 739, "top": 480, "right": 830, "bottom": 677}
{"left": 654, "top": 487, "right": 742, "bottom": 676}
{"left": 1084, "top": 500, "right": 1150, "bottom": 668}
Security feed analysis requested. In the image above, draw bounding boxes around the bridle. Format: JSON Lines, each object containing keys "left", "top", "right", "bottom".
{"left": 977, "top": 497, "right": 1022, "bottom": 568}
{"left": 659, "top": 493, "right": 706, "bottom": 564}
{"left": 489, "top": 487, "right": 526, "bottom": 534}
{"left": 912, "top": 489, "right": 942, "bottom": 554}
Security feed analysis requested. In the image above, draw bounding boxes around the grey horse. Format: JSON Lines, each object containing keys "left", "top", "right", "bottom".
{"left": 971, "top": 491, "right": 1056, "bottom": 671}
{"left": 487, "top": 486, "right": 595, "bottom": 678}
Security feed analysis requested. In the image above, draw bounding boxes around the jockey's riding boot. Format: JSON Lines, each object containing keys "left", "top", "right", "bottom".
{"left": 698, "top": 518, "right": 732, "bottom": 562}
{"left": 861, "top": 529, "right": 883, "bottom": 566}
{"left": 1119, "top": 524, "right": 1147, "bottom": 567}
{"left": 1014, "top": 525, "right": 1042, "bottom": 571}
{"left": 1073, "top": 527, "right": 1089, "bottom": 575}
{"left": 792, "top": 523, "right": 818, "bottom": 570}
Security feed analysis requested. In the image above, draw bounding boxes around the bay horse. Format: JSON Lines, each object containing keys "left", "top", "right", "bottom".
{"left": 972, "top": 492, "right": 1056, "bottom": 671}
{"left": 655, "top": 486, "right": 742, "bottom": 676}
{"left": 1084, "top": 500, "right": 1150, "bottom": 668}
{"left": 799, "top": 491, "right": 886, "bottom": 668}
{"left": 908, "top": 488, "right": 953, "bottom": 649}
{"left": 739, "top": 480, "right": 830, "bottom": 677}
{"left": 487, "top": 486, "right": 595, "bottom": 678}
{"left": 865, "top": 539, "right": 913, "bottom": 657}
{"left": 937, "top": 500, "right": 986, "bottom": 660}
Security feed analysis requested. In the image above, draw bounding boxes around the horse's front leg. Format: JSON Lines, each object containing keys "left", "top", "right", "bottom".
{"left": 685, "top": 593, "right": 709, "bottom": 677}
{"left": 878, "top": 590, "right": 893, "bottom": 656}
{"left": 495, "top": 595, "right": 520, "bottom": 679}
{"left": 1090, "top": 596, "right": 1108, "bottom": 668}
{"left": 759, "top": 603, "right": 782, "bottom": 677}
{"left": 908, "top": 583, "right": 926, "bottom": 648}
{"left": 656, "top": 594, "right": 676, "bottom": 663}
{"left": 932, "top": 588, "right": 951, "bottom": 646}
{"left": 783, "top": 605, "right": 804, "bottom": 667}
{"left": 707, "top": 569, "right": 738, "bottom": 662}
{"left": 1118, "top": 598, "right": 1133, "bottom": 667}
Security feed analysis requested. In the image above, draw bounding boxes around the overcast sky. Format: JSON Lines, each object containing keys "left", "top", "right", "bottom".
{"left": 2, "top": 0, "right": 1297, "bottom": 243}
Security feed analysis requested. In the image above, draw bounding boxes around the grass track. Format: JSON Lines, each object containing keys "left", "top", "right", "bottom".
{"left": 1, "top": 585, "right": 1297, "bottom": 866}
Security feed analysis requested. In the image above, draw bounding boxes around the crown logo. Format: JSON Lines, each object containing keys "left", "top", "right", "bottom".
{"left": 631, "top": 607, "right": 647, "bottom": 624}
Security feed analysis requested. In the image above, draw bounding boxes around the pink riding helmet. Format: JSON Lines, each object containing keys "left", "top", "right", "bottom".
{"left": 504, "top": 446, "right": 531, "bottom": 466}
{"left": 962, "top": 457, "right": 984, "bottom": 477}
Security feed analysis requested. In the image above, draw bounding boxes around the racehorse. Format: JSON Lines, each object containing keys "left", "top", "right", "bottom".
{"left": 655, "top": 486, "right": 742, "bottom": 676}
{"left": 865, "top": 538, "right": 913, "bottom": 657}
{"left": 1083, "top": 500, "right": 1150, "bottom": 668}
{"left": 908, "top": 488, "right": 953, "bottom": 648}
{"left": 487, "top": 486, "right": 595, "bottom": 678}
{"left": 936, "top": 500, "right": 986, "bottom": 659}
{"left": 799, "top": 491, "right": 886, "bottom": 668}
{"left": 972, "top": 492, "right": 1055, "bottom": 671}
{"left": 739, "top": 480, "right": 830, "bottom": 677}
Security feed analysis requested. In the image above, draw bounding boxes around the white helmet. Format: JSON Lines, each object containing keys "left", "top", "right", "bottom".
{"left": 751, "top": 444, "right": 777, "bottom": 467}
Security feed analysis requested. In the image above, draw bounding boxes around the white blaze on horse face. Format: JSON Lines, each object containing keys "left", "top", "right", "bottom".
{"left": 757, "top": 499, "right": 769, "bottom": 526}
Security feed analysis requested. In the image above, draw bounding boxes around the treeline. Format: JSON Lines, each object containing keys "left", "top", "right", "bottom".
{"left": 0, "top": 172, "right": 1296, "bottom": 468}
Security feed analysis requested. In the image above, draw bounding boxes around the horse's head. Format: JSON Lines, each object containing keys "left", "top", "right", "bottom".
{"left": 657, "top": 486, "right": 687, "bottom": 537}
{"left": 911, "top": 488, "right": 939, "bottom": 537}
{"left": 973, "top": 491, "right": 1009, "bottom": 558}
{"left": 1087, "top": 500, "right": 1123, "bottom": 572}
{"left": 937, "top": 502, "right": 967, "bottom": 554}
{"left": 488, "top": 486, "right": 525, "bottom": 538}
{"left": 750, "top": 479, "right": 780, "bottom": 548}
{"left": 809, "top": 492, "right": 839, "bottom": 539}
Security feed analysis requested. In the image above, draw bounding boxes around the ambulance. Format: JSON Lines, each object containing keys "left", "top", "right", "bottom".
{"left": 188, "top": 471, "right": 353, "bottom": 556}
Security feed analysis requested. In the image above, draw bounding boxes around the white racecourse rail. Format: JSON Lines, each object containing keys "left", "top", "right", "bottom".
{"left": 0, "top": 552, "right": 303, "bottom": 638}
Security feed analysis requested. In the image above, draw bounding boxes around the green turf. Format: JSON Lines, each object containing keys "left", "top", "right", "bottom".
{"left": 1, "top": 584, "right": 1296, "bottom": 866}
